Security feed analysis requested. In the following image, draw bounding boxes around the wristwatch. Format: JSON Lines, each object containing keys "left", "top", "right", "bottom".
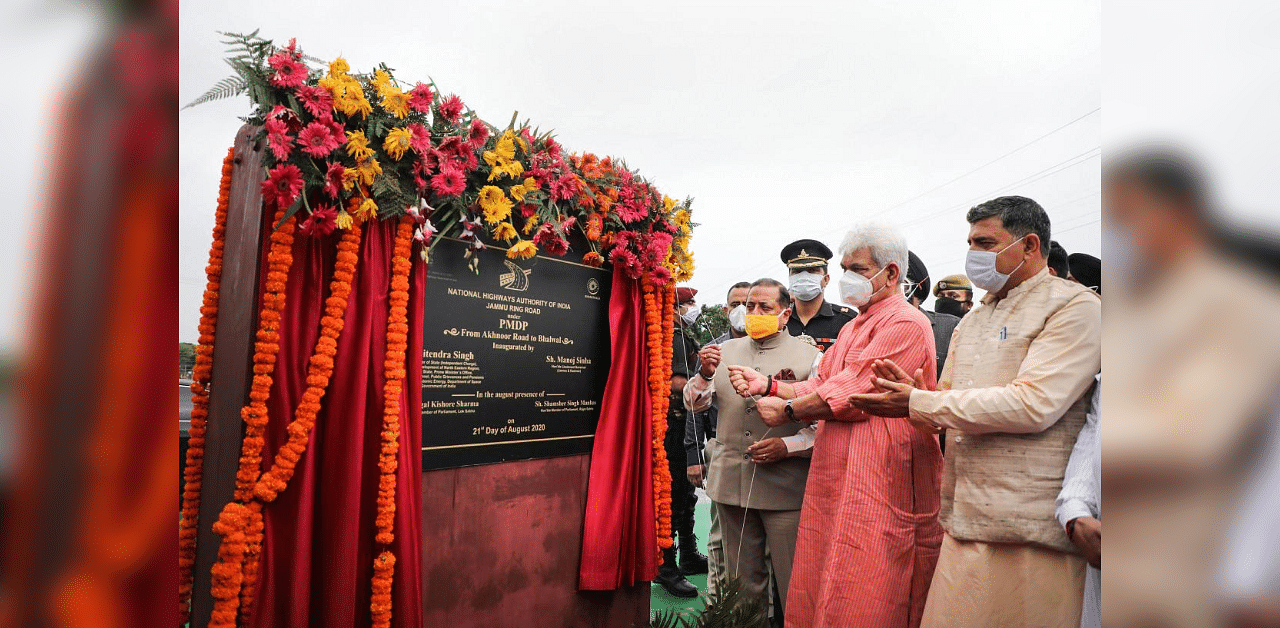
{"left": 784, "top": 400, "right": 797, "bottom": 422}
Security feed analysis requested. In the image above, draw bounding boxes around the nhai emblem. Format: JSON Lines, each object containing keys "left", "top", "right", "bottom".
{"left": 499, "top": 259, "right": 532, "bottom": 291}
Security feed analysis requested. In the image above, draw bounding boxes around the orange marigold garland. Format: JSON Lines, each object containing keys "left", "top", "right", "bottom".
{"left": 643, "top": 276, "right": 675, "bottom": 566}
{"left": 370, "top": 217, "right": 414, "bottom": 628}
{"left": 657, "top": 281, "right": 675, "bottom": 555}
{"left": 179, "top": 146, "right": 234, "bottom": 625}
{"left": 209, "top": 502, "right": 251, "bottom": 628}
{"left": 235, "top": 205, "right": 297, "bottom": 503}
{"left": 253, "top": 222, "right": 363, "bottom": 502}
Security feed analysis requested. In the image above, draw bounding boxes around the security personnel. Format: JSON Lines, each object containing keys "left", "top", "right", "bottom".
{"left": 934, "top": 273, "right": 975, "bottom": 316}
{"left": 779, "top": 239, "right": 855, "bottom": 352}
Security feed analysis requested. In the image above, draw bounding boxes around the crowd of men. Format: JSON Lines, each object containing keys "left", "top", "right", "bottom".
{"left": 656, "top": 195, "right": 1103, "bottom": 628}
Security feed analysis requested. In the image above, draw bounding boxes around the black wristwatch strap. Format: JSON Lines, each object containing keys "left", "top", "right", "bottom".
{"left": 784, "top": 400, "right": 797, "bottom": 422}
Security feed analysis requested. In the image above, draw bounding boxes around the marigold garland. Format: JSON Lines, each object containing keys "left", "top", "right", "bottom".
{"left": 254, "top": 222, "right": 362, "bottom": 502}
{"left": 369, "top": 217, "right": 414, "bottom": 628}
{"left": 643, "top": 277, "right": 675, "bottom": 565}
{"left": 179, "top": 146, "right": 234, "bottom": 625}
{"left": 234, "top": 205, "right": 297, "bottom": 504}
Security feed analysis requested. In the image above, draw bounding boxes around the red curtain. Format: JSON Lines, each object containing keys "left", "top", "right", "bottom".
{"left": 246, "top": 216, "right": 424, "bottom": 628}
{"left": 578, "top": 267, "right": 657, "bottom": 590}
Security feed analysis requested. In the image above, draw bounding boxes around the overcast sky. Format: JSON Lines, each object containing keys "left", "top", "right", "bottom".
{"left": 174, "top": 0, "right": 1107, "bottom": 342}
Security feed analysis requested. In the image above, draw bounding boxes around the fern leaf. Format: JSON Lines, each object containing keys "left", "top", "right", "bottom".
{"left": 182, "top": 76, "right": 247, "bottom": 109}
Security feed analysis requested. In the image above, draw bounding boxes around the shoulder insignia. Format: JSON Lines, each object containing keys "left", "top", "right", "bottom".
{"left": 797, "top": 334, "right": 818, "bottom": 348}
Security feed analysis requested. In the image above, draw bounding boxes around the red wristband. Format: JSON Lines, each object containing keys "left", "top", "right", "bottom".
{"left": 768, "top": 377, "right": 779, "bottom": 397}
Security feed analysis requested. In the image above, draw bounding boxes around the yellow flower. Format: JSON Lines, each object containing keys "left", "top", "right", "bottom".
{"left": 342, "top": 167, "right": 360, "bottom": 191}
{"left": 345, "top": 131, "right": 374, "bottom": 160}
{"left": 382, "top": 90, "right": 410, "bottom": 119}
{"left": 663, "top": 195, "right": 677, "bottom": 212}
{"left": 356, "top": 157, "right": 382, "bottom": 186}
{"left": 335, "top": 210, "right": 354, "bottom": 229}
{"left": 335, "top": 80, "right": 372, "bottom": 118}
{"left": 329, "top": 57, "right": 350, "bottom": 77}
{"left": 356, "top": 197, "right": 378, "bottom": 221}
{"left": 477, "top": 185, "right": 513, "bottom": 225}
{"left": 507, "top": 239, "right": 537, "bottom": 260}
{"left": 383, "top": 127, "right": 413, "bottom": 160}
{"left": 495, "top": 132, "right": 517, "bottom": 161}
{"left": 487, "top": 160, "right": 525, "bottom": 182}
{"left": 523, "top": 216, "right": 540, "bottom": 235}
{"left": 493, "top": 222, "right": 517, "bottom": 240}
{"left": 508, "top": 176, "right": 539, "bottom": 201}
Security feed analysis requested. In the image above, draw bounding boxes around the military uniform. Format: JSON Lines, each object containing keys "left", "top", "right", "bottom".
{"left": 780, "top": 239, "right": 856, "bottom": 352}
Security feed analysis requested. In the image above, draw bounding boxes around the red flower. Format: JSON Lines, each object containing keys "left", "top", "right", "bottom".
{"left": 615, "top": 199, "right": 647, "bottom": 223}
{"left": 408, "top": 123, "right": 432, "bottom": 155}
{"left": 436, "top": 94, "right": 464, "bottom": 124}
{"left": 409, "top": 83, "right": 434, "bottom": 113}
{"left": 300, "top": 204, "right": 337, "bottom": 237}
{"left": 651, "top": 265, "right": 673, "bottom": 286}
{"left": 297, "top": 121, "right": 341, "bottom": 158}
{"left": 268, "top": 52, "right": 308, "bottom": 89}
{"left": 609, "top": 246, "right": 641, "bottom": 278}
{"left": 644, "top": 231, "right": 673, "bottom": 264}
{"left": 533, "top": 223, "right": 570, "bottom": 256}
{"left": 296, "top": 85, "right": 333, "bottom": 117}
{"left": 324, "top": 116, "right": 345, "bottom": 140}
{"left": 430, "top": 164, "right": 466, "bottom": 197}
{"left": 323, "top": 162, "right": 345, "bottom": 199}
{"left": 267, "top": 105, "right": 302, "bottom": 132}
{"left": 260, "top": 164, "right": 305, "bottom": 208}
{"left": 549, "top": 175, "right": 579, "bottom": 201}
{"left": 467, "top": 119, "right": 490, "bottom": 147}
{"left": 264, "top": 118, "right": 293, "bottom": 162}
{"left": 436, "top": 135, "right": 464, "bottom": 157}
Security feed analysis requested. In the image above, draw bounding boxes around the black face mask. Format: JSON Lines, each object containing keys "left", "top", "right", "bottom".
{"left": 935, "top": 296, "right": 967, "bottom": 318}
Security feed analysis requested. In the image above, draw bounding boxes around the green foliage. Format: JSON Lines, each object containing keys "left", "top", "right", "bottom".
{"left": 649, "top": 577, "right": 770, "bottom": 628}
{"left": 686, "top": 304, "right": 728, "bottom": 346}
{"left": 182, "top": 31, "right": 275, "bottom": 110}
{"left": 179, "top": 342, "right": 196, "bottom": 378}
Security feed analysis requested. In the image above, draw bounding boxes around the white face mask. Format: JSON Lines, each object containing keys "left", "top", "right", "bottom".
{"left": 680, "top": 305, "right": 701, "bottom": 326}
{"left": 788, "top": 272, "right": 824, "bottom": 302}
{"left": 965, "top": 235, "right": 1027, "bottom": 293}
{"left": 838, "top": 266, "right": 888, "bottom": 308}
{"left": 728, "top": 304, "right": 747, "bottom": 333}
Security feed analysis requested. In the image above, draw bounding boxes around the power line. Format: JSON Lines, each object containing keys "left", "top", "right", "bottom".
{"left": 865, "top": 107, "right": 1101, "bottom": 221}
{"left": 897, "top": 147, "right": 1101, "bottom": 230}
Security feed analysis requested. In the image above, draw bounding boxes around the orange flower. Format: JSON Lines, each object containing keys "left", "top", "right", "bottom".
{"left": 180, "top": 146, "right": 234, "bottom": 624}
{"left": 582, "top": 251, "right": 604, "bottom": 267}
{"left": 254, "top": 223, "right": 363, "bottom": 503}
{"left": 642, "top": 277, "right": 675, "bottom": 562}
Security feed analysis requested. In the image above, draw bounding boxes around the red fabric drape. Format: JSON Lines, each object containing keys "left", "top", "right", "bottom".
{"left": 578, "top": 267, "right": 657, "bottom": 590}
{"left": 245, "top": 216, "right": 424, "bottom": 628}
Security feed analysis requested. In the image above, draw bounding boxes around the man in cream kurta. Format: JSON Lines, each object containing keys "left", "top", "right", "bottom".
{"left": 851, "top": 196, "right": 1101, "bottom": 628}
{"left": 683, "top": 279, "right": 820, "bottom": 613}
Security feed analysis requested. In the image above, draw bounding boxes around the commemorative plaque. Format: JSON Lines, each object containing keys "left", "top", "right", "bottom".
{"left": 420, "top": 238, "right": 612, "bottom": 470}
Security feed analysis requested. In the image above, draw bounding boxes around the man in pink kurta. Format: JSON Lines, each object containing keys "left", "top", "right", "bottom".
{"left": 729, "top": 226, "right": 943, "bottom": 628}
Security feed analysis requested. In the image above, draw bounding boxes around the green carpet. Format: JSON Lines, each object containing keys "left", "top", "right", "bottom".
{"left": 649, "top": 499, "right": 713, "bottom": 621}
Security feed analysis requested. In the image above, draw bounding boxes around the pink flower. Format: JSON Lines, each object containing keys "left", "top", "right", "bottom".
{"left": 549, "top": 175, "right": 579, "bottom": 201}
{"left": 264, "top": 118, "right": 293, "bottom": 161}
{"left": 467, "top": 119, "right": 490, "bottom": 148}
{"left": 520, "top": 128, "right": 536, "bottom": 149}
{"left": 323, "top": 162, "right": 344, "bottom": 198}
{"left": 644, "top": 231, "right": 673, "bottom": 263}
{"left": 268, "top": 52, "right": 308, "bottom": 89}
{"left": 324, "top": 116, "right": 344, "bottom": 140}
{"left": 544, "top": 138, "right": 562, "bottom": 160}
{"left": 436, "top": 94, "right": 464, "bottom": 124}
{"left": 651, "top": 265, "right": 673, "bottom": 286}
{"left": 260, "top": 164, "right": 305, "bottom": 208}
{"left": 430, "top": 164, "right": 466, "bottom": 197}
{"left": 615, "top": 200, "right": 647, "bottom": 223}
{"left": 297, "top": 121, "right": 341, "bottom": 158}
{"left": 408, "top": 123, "right": 433, "bottom": 155}
{"left": 409, "top": 83, "right": 434, "bottom": 114}
{"left": 300, "top": 204, "right": 337, "bottom": 237}
{"left": 533, "top": 223, "right": 570, "bottom": 256}
{"left": 436, "top": 135, "right": 464, "bottom": 157}
{"left": 296, "top": 85, "right": 333, "bottom": 117}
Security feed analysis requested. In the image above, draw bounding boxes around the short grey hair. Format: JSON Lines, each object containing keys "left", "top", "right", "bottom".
{"left": 838, "top": 223, "right": 909, "bottom": 274}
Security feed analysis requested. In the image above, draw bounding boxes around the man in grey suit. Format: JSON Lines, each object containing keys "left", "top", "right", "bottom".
{"left": 683, "top": 278, "right": 821, "bottom": 614}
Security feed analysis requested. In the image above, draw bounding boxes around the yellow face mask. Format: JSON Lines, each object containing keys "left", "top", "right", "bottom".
{"left": 744, "top": 313, "right": 782, "bottom": 340}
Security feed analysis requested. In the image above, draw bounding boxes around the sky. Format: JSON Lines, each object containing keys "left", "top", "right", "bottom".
{"left": 175, "top": 0, "right": 1103, "bottom": 342}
